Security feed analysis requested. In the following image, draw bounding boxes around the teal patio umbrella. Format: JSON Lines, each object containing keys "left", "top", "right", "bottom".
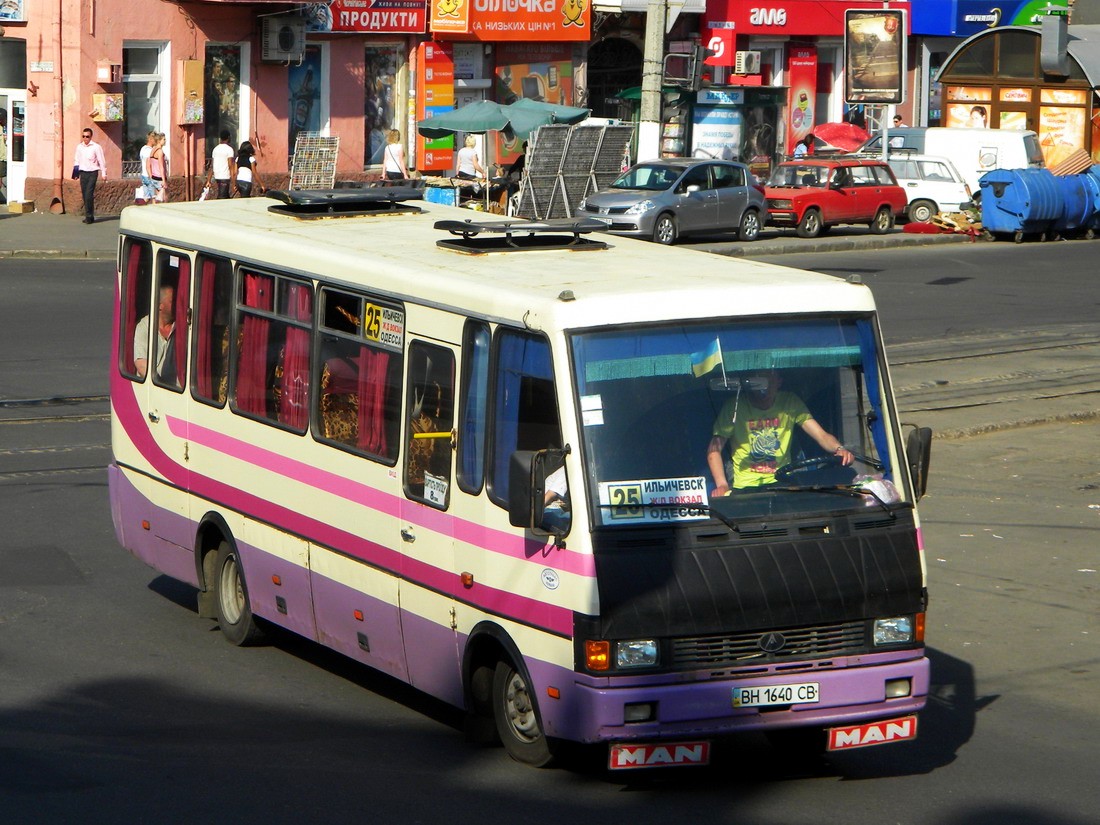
{"left": 503, "top": 98, "right": 590, "bottom": 140}
{"left": 416, "top": 100, "right": 513, "bottom": 140}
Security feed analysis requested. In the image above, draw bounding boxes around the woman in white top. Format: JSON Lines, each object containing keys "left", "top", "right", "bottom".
{"left": 383, "top": 129, "right": 410, "bottom": 181}
{"left": 455, "top": 134, "right": 485, "bottom": 180}
{"left": 234, "top": 140, "right": 265, "bottom": 198}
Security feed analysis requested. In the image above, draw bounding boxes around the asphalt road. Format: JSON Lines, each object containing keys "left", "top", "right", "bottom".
{"left": 1, "top": 255, "right": 1098, "bottom": 823}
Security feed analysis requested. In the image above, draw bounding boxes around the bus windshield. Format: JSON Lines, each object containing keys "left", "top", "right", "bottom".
{"left": 570, "top": 316, "right": 905, "bottom": 527}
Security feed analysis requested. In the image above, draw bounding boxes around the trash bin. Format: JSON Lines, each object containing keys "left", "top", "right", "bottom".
{"left": 1081, "top": 165, "right": 1100, "bottom": 237}
{"left": 1052, "top": 172, "right": 1096, "bottom": 237}
{"left": 979, "top": 168, "right": 1062, "bottom": 242}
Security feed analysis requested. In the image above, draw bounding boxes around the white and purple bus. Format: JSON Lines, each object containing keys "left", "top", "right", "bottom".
{"left": 110, "top": 189, "right": 932, "bottom": 769}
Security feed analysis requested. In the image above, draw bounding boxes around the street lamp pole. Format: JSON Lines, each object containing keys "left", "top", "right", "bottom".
{"left": 638, "top": 0, "right": 667, "bottom": 161}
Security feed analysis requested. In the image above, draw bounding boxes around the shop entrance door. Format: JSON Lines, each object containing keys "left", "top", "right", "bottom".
{"left": 0, "top": 91, "right": 26, "bottom": 204}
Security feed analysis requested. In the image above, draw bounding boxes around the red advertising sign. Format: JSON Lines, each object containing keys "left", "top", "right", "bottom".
{"left": 416, "top": 42, "right": 455, "bottom": 172}
{"left": 429, "top": 0, "right": 591, "bottom": 42}
{"left": 786, "top": 45, "right": 817, "bottom": 153}
{"left": 704, "top": 26, "right": 737, "bottom": 68}
{"left": 328, "top": 0, "right": 428, "bottom": 33}
{"left": 702, "top": 0, "right": 910, "bottom": 37}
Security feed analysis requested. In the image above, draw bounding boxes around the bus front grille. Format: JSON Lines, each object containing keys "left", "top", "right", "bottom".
{"left": 671, "top": 621, "right": 866, "bottom": 670}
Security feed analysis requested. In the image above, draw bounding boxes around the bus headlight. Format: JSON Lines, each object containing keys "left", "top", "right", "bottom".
{"left": 873, "top": 616, "right": 914, "bottom": 646}
{"left": 616, "top": 639, "right": 658, "bottom": 668}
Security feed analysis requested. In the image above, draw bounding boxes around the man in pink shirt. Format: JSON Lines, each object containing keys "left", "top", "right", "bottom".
{"left": 73, "top": 127, "right": 107, "bottom": 223}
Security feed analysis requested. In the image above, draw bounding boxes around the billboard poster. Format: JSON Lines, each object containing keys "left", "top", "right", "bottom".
{"left": 288, "top": 46, "right": 323, "bottom": 152}
{"left": 786, "top": 45, "right": 817, "bottom": 154}
{"left": 691, "top": 106, "right": 742, "bottom": 161}
{"left": 844, "top": 9, "right": 905, "bottom": 104}
{"left": 494, "top": 43, "right": 574, "bottom": 160}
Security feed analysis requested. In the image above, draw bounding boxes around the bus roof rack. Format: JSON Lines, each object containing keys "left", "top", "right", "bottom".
{"left": 266, "top": 188, "right": 424, "bottom": 219}
{"left": 432, "top": 217, "right": 610, "bottom": 254}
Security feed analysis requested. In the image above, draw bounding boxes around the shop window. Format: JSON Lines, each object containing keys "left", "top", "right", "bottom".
{"left": 950, "top": 37, "right": 995, "bottom": 77}
{"left": 122, "top": 44, "right": 167, "bottom": 177}
{"left": 205, "top": 45, "right": 243, "bottom": 149}
{"left": 997, "top": 31, "right": 1038, "bottom": 79}
{"left": 365, "top": 44, "right": 403, "bottom": 167}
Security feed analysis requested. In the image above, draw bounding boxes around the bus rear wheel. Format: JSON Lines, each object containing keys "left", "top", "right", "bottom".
{"left": 213, "top": 540, "right": 265, "bottom": 646}
{"left": 492, "top": 659, "right": 554, "bottom": 767}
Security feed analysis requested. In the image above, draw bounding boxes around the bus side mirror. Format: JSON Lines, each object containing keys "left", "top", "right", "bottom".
{"left": 508, "top": 450, "right": 541, "bottom": 529}
{"left": 905, "top": 426, "right": 932, "bottom": 500}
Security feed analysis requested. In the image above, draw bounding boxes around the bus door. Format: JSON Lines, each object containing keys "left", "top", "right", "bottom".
{"left": 399, "top": 338, "right": 461, "bottom": 699}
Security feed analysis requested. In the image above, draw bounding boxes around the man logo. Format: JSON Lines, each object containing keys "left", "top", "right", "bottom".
{"left": 759, "top": 632, "right": 786, "bottom": 653}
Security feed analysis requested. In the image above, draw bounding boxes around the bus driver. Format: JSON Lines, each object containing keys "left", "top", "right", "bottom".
{"left": 134, "top": 285, "right": 176, "bottom": 381}
{"left": 707, "top": 369, "right": 853, "bottom": 493}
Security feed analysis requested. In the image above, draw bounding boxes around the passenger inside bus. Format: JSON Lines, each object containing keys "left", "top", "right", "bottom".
{"left": 134, "top": 284, "right": 176, "bottom": 381}
{"left": 706, "top": 369, "right": 853, "bottom": 493}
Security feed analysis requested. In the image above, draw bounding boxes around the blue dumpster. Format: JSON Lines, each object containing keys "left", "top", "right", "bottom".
{"left": 980, "top": 168, "right": 1062, "bottom": 242}
{"left": 1052, "top": 172, "right": 1096, "bottom": 236}
{"left": 1082, "top": 165, "right": 1100, "bottom": 235}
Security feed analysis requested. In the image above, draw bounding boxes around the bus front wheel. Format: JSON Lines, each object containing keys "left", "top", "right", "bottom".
{"left": 492, "top": 659, "right": 554, "bottom": 767}
{"left": 213, "top": 540, "right": 265, "bottom": 646}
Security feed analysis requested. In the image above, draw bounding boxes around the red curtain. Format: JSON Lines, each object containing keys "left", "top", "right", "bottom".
{"left": 122, "top": 245, "right": 144, "bottom": 375}
{"left": 195, "top": 259, "right": 217, "bottom": 399}
{"left": 357, "top": 346, "right": 391, "bottom": 456}
{"left": 280, "top": 283, "right": 312, "bottom": 430}
{"left": 236, "top": 272, "right": 273, "bottom": 416}
{"left": 173, "top": 258, "right": 190, "bottom": 388}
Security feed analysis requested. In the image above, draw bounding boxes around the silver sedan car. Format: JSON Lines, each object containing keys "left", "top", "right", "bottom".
{"left": 577, "top": 158, "right": 767, "bottom": 244}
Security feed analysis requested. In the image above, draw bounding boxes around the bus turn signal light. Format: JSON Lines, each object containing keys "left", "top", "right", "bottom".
{"left": 586, "top": 640, "right": 610, "bottom": 671}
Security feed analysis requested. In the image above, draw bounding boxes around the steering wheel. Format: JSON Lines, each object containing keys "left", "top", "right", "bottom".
{"left": 774, "top": 454, "right": 842, "bottom": 483}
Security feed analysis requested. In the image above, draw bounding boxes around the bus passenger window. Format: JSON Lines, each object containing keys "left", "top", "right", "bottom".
{"left": 193, "top": 256, "right": 234, "bottom": 406}
{"left": 404, "top": 341, "right": 456, "bottom": 508}
{"left": 150, "top": 250, "right": 190, "bottom": 391}
{"left": 314, "top": 287, "right": 404, "bottom": 463}
{"left": 119, "top": 240, "right": 153, "bottom": 380}
{"left": 233, "top": 270, "right": 312, "bottom": 432}
{"left": 457, "top": 321, "right": 490, "bottom": 494}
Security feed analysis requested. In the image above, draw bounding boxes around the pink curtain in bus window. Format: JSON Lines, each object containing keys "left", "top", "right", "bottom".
{"left": 122, "top": 246, "right": 143, "bottom": 374}
{"left": 237, "top": 272, "right": 273, "bottom": 416}
{"left": 279, "top": 283, "right": 312, "bottom": 430}
{"left": 357, "top": 346, "right": 391, "bottom": 455}
{"left": 195, "top": 259, "right": 217, "bottom": 399}
{"left": 173, "top": 258, "right": 191, "bottom": 387}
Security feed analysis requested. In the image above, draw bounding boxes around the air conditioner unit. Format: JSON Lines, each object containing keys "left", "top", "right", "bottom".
{"left": 734, "top": 50, "right": 762, "bottom": 75}
{"left": 262, "top": 16, "right": 306, "bottom": 63}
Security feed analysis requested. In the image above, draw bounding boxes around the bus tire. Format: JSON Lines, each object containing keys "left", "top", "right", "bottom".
{"left": 213, "top": 540, "right": 265, "bottom": 647}
{"left": 492, "top": 658, "right": 554, "bottom": 767}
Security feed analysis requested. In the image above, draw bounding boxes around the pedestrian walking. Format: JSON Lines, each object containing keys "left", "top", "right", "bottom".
{"left": 204, "top": 129, "right": 236, "bottom": 199}
{"left": 73, "top": 127, "right": 108, "bottom": 223}
{"left": 233, "top": 140, "right": 265, "bottom": 197}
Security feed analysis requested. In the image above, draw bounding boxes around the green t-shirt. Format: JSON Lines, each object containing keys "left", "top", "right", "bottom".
{"left": 713, "top": 391, "right": 812, "bottom": 488}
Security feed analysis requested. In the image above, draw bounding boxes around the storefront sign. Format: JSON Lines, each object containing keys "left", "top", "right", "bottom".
{"left": 786, "top": 45, "right": 817, "bottom": 153}
{"left": 703, "top": 0, "right": 910, "bottom": 37}
{"left": 911, "top": 0, "right": 1068, "bottom": 37}
{"left": 430, "top": 0, "right": 591, "bottom": 42}
{"left": 417, "top": 42, "right": 456, "bottom": 172}
{"left": 305, "top": 0, "right": 428, "bottom": 33}
{"left": 697, "top": 88, "right": 744, "bottom": 105}
{"left": 704, "top": 25, "right": 737, "bottom": 68}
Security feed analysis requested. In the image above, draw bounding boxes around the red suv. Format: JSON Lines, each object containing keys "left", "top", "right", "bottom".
{"left": 764, "top": 158, "right": 908, "bottom": 238}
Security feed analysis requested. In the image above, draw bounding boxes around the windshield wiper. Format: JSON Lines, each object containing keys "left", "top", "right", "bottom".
{"left": 770, "top": 484, "right": 898, "bottom": 518}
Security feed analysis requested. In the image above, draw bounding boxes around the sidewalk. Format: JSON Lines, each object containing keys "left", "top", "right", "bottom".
{"left": 0, "top": 209, "right": 121, "bottom": 261}
{"left": 0, "top": 206, "right": 973, "bottom": 262}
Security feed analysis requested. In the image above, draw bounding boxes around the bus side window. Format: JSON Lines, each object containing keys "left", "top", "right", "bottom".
{"left": 151, "top": 249, "right": 189, "bottom": 392}
{"left": 404, "top": 341, "right": 456, "bottom": 508}
{"left": 488, "top": 329, "right": 561, "bottom": 508}
{"left": 193, "top": 255, "right": 234, "bottom": 406}
{"left": 119, "top": 239, "right": 153, "bottom": 381}
{"left": 314, "top": 287, "right": 403, "bottom": 464}
{"left": 457, "top": 320, "right": 490, "bottom": 494}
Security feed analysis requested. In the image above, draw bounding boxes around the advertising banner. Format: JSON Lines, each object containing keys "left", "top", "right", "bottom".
{"left": 430, "top": 0, "right": 590, "bottom": 42}
{"left": 844, "top": 9, "right": 905, "bottom": 104}
{"left": 416, "top": 42, "right": 455, "bottom": 172}
{"left": 308, "top": 0, "right": 428, "bottom": 33}
{"left": 691, "top": 106, "right": 742, "bottom": 161}
{"left": 786, "top": 46, "right": 817, "bottom": 154}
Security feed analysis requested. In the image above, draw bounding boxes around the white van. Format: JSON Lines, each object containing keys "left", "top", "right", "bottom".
{"left": 860, "top": 127, "right": 1045, "bottom": 194}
